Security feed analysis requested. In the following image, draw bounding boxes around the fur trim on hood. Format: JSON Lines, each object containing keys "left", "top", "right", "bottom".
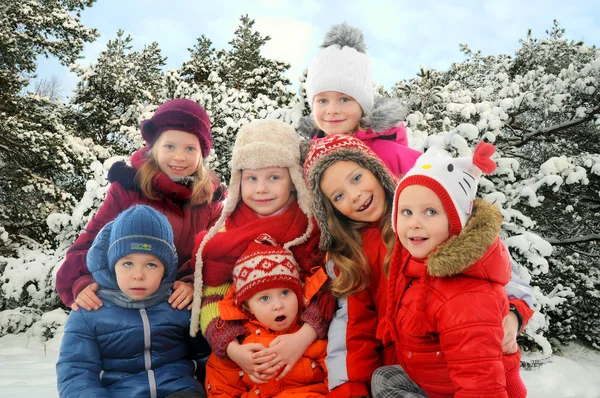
{"left": 427, "top": 198, "right": 504, "bottom": 279}
{"left": 298, "top": 96, "right": 409, "bottom": 139}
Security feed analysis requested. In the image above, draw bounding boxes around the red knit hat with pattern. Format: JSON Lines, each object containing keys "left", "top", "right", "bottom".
{"left": 232, "top": 234, "right": 304, "bottom": 308}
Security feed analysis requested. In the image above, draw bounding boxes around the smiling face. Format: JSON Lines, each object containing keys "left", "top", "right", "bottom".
{"left": 245, "top": 288, "right": 299, "bottom": 332}
{"left": 115, "top": 253, "right": 165, "bottom": 300}
{"left": 312, "top": 91, "right": 363, "bottom": 136}
{"left": 395, "top": 185, "right": 450, "bottom": 259}
{"left": 240, "top": 167, "right": 295, "bottom": 217}
{"left": 153, "top": 130, "right": 202, "bottom": 179}
{"left": 320, "top": 160, "right": 386, "bottom": 223}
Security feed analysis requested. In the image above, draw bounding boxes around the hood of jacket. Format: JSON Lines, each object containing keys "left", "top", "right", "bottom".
{"left": 298, "top": 96, "right": 409, "bottom": 140}
{"left": 425, "top": 198, "right": 509, "bottom": 285}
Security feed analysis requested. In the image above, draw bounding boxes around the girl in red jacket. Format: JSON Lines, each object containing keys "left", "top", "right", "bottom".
{"left": 190, "top": 119, "right": 334, "bottom": 386}
{"left": 56, "top": 98, "right": 225, "bottom": 313}
{"left": 304, "top": 135, "right": 400, "bottom": 397}
{"left": 204, "top": 234, "right": 329, "bottom": 397}
{"left": 373, "top": 143, "right": 526, "bottom": 398}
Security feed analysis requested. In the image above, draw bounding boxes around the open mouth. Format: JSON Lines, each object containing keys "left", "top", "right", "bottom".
{"left": 170, "top": 166, "right": 187, "bottom": 172}
{"left": 357, "top": 196, "right": 373, "bottom": 212}
{"left": 275, "top": 315, "right": 286, "bottom": 322}
{"left": 409, "top": 237, "right": 428, "bottom": 245}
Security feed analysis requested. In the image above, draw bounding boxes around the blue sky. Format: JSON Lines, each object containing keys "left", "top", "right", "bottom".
{"left": 34, "top": 0, "right": 600, "bottom": 100}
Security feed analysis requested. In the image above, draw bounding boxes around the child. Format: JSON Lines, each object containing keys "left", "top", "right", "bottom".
{"left": 300, "top": 22, "right": 422, "bottom": 177}
{"left": 190, "top": 119, "right": 333, "bottom": 383}
{"left": 56, "top": 98, "right": 225, "bottom": 313}
{"left": 56, "top": 205, "right": 205, "bottom": 398}
{"left": 303, "top": 135, "right": 533, "bottom": 397}
{"left": 303, "top": 134, "right": 399, "bottom": 397}
{"left": 373, "top": 143, "right": 526, "bottom": 397}
{"left": 204, "top": 234, "right": 328, "bottom": 397}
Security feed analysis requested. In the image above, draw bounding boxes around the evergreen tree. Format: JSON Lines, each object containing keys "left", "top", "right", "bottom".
{"left": 180, "top": 35, "right": 217, "bottom": 85}
{"left": 69, "top": 30, "right": 166, "bottom": 154}
{"left": 0, "top": 0, "right": 98, "bottom": 111}
{"left": 220, "top": 15, "right": 295, "bottom": 108}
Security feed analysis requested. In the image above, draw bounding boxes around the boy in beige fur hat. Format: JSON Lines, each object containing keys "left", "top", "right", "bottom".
{"left": 190, "top": 119, "right": 333, "bottom": 385}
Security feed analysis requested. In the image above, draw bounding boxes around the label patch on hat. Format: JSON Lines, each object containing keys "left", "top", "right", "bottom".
{"left": 131, "top": 242, "right": 152, "bottom": 251}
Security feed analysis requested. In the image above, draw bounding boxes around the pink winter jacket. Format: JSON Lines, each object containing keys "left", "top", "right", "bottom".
{"left": 298, "top": 97, "right": 422, "bottom": 178}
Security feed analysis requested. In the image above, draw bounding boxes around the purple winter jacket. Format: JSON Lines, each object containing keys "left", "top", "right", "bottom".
{"left": 55, "top": 149, "right": 225, "bottom": 307}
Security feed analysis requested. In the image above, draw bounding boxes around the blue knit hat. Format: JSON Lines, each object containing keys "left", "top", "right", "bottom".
{"left": 107, "top": 205, "right": 178, "bottom": 279}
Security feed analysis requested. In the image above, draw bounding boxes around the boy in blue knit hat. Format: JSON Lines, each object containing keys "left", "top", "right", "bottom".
{"left": 57, "top": 205, "right": 206, "bottom": 398}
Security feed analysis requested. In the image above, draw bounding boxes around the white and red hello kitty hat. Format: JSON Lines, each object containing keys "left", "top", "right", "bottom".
{"left": 393, "top": 142, "right": 498, "bottom": 237}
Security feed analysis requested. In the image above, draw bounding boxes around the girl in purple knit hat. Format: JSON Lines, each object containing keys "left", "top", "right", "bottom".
{"left": 56, "top": 98, "right": 225, "bottom": 314}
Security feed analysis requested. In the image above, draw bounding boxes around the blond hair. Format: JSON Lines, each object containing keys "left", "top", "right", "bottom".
{"left": 325, "top": 197, "right": 395, "bottom": 298}
{"left": 136, "top": 148, "right": 214, "bottom": 206}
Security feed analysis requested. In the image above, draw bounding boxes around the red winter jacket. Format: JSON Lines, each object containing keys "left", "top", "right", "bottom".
{"left": 55, "top": 149, "right": 224, "bottom": 307}
{"left": 326, "top": 226, "right": 395, "bottom": 398}
{"left": 378, "top": 200, "right": 523, "bottom": 398}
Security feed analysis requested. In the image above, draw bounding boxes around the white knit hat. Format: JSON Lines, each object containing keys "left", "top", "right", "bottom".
{"left": 306, "top": 23, "right": 374, "bottom": 113}
{"left": 393, "top": 142, "right": 498, "bottom": 237}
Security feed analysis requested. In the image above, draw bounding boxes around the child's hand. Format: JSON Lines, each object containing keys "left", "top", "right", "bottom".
{"left": 169, "top": 281, "right": 193, "bottom": 310}
{"left": 502, "top": 312, "right": 519, "bottom": 354}
{"left": 227, "top": 340, "right": 276, "bottom": 384}
{"left": 72, "top": 283, "right": 102, "bottom": 311}
{"left": 254, "top": 323, "right": 317, "bottom": 380}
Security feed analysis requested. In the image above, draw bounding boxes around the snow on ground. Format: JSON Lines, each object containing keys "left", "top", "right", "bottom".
{"left": 0, "top": 332, "right": 599, "bottom": 397}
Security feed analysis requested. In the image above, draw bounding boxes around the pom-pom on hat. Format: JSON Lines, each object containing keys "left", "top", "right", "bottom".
{"left": 306, "top": 23, "right": 374, "bottom": 113}
{"left": 140, "top": 98, "right": 213, "bottom": 157}
{"left": 107, "top": 205, "right": 178, "bottom": 279}
{"left": 303, "top": 134, "right": 398, "bottom": 250}
{"left": 233, "top": 234, "right": 304, "bottom": 308}
{"left": 393, "top": 142, "right": 498, "bottom": 237}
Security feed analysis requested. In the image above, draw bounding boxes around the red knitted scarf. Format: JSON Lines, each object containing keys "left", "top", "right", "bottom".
{"left": 200, "top": 201, "right": 311, "bottom": 287}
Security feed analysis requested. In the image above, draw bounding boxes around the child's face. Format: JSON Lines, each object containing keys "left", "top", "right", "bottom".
{"left": 320, "top": 160, "right": 386, "bottom": 223}
{"left": 115, "top": 253, "right": 165, "bottom": 300}
{"left": 312, "top": 91, "right": 363, "bottom": 136}
{"left": 241, "top": 167, "right": 294, "bottom": 216}
{"left": 153, "top": 130, "right": 202, "bottom": 179}
{"left": 245, "top": 288, "right": 299, "bottom": 332}
{"left": 395, "top": 185, "right": 450, "bottom": 259}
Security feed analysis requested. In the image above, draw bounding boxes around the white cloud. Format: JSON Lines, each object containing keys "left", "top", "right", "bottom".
{"left": 254, "top": 16, "right": 319, "bottom": 85}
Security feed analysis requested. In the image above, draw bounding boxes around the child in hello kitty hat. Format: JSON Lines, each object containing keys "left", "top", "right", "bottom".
{"left": 374, "top": 142, "right": 527, "bottom": 398}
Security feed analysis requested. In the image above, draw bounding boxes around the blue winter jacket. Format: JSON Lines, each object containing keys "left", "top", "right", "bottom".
{"left": 56, "top": 220, "right": 203, "bottom": 398}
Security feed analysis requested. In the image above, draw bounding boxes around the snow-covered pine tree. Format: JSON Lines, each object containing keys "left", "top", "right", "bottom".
{"left": 394, "top": 21, "right": 600, "bottom": 352}
{"left": 220, "top": 15, "right": 295, "bottom": 109}
{"left": 0, "top": 0, "right": 98, "bottom": 111}
{"left": 180, "top": 35, "right": 218, "bottom": 86}
{"left": 69, "top": 30, "right": 167, "bottom": 155}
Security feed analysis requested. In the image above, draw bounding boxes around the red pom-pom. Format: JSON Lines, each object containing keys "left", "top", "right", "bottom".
{"left": 473, "top": 141, "right": 497, "bottom": 175}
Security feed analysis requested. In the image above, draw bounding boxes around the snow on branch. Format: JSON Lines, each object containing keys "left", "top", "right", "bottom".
{"left": 509, "top": 105, "right": 600, "bottom": 147}
{"left": 544, "top": 233, "right": 600, "bottom": 246}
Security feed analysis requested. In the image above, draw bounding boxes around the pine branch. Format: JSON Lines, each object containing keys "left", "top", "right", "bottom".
{"left": 508, "top": 104, "right": 600, "bottom": 147}
{"left": 544, "top": 234, "right": 600, "bottom": 245}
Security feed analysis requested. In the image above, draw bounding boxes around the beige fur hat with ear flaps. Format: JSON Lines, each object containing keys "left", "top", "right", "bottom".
{"left": 190, "top": 119, "right": 313, "bottom": 336}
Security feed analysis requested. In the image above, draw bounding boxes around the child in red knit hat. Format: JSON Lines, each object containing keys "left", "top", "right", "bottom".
{"left": 190, "top": 119, "right": 334, "bottom": 386}
{"left": 373, "top": 142, "right": 526, "bottom": 398}
{"left": 204, "top": 234, "right": 328, "bottom": 397}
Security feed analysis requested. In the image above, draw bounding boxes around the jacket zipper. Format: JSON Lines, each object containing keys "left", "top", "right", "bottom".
{"left": 140, "top": 308, "right": 157, "bottom": 398}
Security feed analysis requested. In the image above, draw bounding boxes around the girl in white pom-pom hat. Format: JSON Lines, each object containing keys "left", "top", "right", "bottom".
{"left": 374, "top": 142, "right": 527, "bottom": 398}
{"left": 299, "top": 22, "right": 422, "bottom": 178}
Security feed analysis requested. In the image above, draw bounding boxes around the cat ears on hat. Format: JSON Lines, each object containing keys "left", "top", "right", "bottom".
{"left": 420, "top": 141, "right": 497, "bottom": 176}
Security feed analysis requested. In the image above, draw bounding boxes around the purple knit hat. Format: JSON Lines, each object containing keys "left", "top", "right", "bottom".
{"left": 140, "top": 98, "right": 213, "bottom": 157}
